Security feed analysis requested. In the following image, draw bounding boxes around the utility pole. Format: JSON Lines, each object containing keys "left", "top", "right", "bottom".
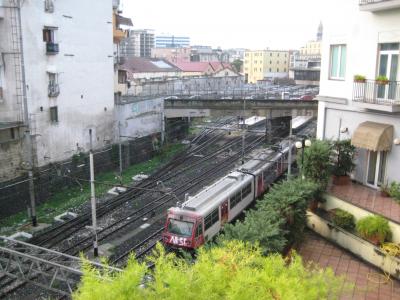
{"left": 161, "top": 102, "right": 165, "bottom": 145}
{"left": 241, "top": 99, "right": 246, "bottom": 165}
{"left": 13, "top": 0, "right": 37, "bottom": 226}
{"left": 89, "top": 129, "right": 99, "bottom": 257}
{"left": 118, "top": 121, "right": 122, "bottom": 181}
{"left": 287, "top": 118, "right": 293, "bottom": 180}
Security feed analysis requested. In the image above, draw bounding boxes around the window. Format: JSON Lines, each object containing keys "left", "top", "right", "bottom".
{"left": 270, "top": 53, "right": 272, "bottom": 57}
{"left": 48, "top": 72, "right": 59, "bottom": 96}
{"left": 284, "top": 68, "right": 287, "bottom": 72}
{"left": 242, "top": 183, "right": 252, "bottom": 199}
{"left": 118, "top": 70, "right": 127, "bottom": 84}
{"left": 260, "top": 68, "right": 262, "bottom": 72}
{"left": 277, "top": 53, "right": 280, "bottom": 57}
{"left": 196, "top": 223, "right": 203, "bottom": 237}
{"left": 43, "top": 28, "right": 56, "bottom": 43}
{"left": 269, "top": 68, "right": 272, "bottom": 72}
{"left": 230, "top": 191, "right": 242, "bottom": 209}
{"left": 277, "top": 68, "right": 279, "bottom": 72}
{"left": 270, "top": 61, "right": 272, "bottom": 64}
{"left": 329, "top": 45, "right": 346, "bottom": 79}
{"left": 167, "top": 219, "right": 194, "bottom": 237}
{"left": 50, "top": 106, "right": 58, "bottom": 123}
{"left": 204, "top": 208, "right": 219, "bottom": 230}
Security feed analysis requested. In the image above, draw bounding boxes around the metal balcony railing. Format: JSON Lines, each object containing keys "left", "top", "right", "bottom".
{"left": 359, "top": 0, "right": 391, "bottom": 4}
{"left": 0, "top": 87, "right": 3, "bottom": 99}
{"left": 46, "top": 42, "right": 59, "bottom": 54}
{"left": 48, "top": 84, "right": 60, "bottom": 97}
{"left": 353, "top": 80, "right": 400, "bottom": 105}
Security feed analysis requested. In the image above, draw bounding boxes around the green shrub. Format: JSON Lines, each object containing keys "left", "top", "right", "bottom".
{"left": 356, "top": 215, "right": 392, "bottom": 245}
{"left": 219, "top": 178, "right": 321, "bottom": 253}
{"left": 331, "top": 208, "right": 355, "bottom": 231}
{"left": 389, "top": 181, "right": 400, "bottom": 200}
{"left": 298, "top": 140, "right": 332, "bottom": 190}
{"left": 74, "top": 241, "right": 348, "bottom": 300}
{"left": 331, "top": 140, "right": 355, "bottom": 177}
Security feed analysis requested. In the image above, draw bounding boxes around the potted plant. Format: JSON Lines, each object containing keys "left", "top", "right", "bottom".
{"left": 376, "top": 75, "right": 389, "bottom": 85}
{"left": 331, "top": 140, "right": 355, "bottom": 185}
{"left": 330, "top": 208, "right": 355, "bottom": 231}
{"left": 353, "top": 74, "right": 366, "bottom": 83}
{"left": 389, "top": 181, "right": 400, "bottom": 200}
{"left": 356, "top": 215, "right": 392, "bottom": 246}
{"left": 299, "top": 139, "right": 332, "bottom": 191}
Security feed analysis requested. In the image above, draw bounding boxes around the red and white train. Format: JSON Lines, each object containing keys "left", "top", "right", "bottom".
{"left": 162, "top": 140, "right": 296, "bottom": 249}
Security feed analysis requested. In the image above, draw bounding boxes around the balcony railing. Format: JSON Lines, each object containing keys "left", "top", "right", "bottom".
{"left": 353, "top": 80, "right": 400, "bottom": 108}
{"left": 360, "top": 0, "right": 389, "bottom": 4}
{"left": 0, "top": 87, "right": 3, "bottom": 99}
{"left": 48, "top": 84, "right": 60, "bottom": 97}
{"left": 359, "top": 0, "right": 400, "bottom": 11}
{"left": 46, "top": 42, "right": 59, "bottom": 55}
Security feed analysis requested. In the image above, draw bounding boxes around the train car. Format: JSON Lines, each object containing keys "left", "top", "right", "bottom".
{"left": 162, "top": 141, "right": 296, "bottom": 250}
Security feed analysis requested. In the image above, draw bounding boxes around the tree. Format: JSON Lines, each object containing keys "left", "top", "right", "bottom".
{"left": 231, "top": 59, "right": 243, "bottom": 73}
{"left": 298, "top": 139, "right": 332, "bottom": 190}
{"left": 73, "top": 241, "right": 348, "bottom": 300}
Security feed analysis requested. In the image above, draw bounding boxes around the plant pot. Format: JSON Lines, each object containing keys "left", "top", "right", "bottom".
{"left": 366, "top": 235, "right": 383, "bottom": 246}
{"left": 354, "top": 79, "right": 366, "bottom": 83}
{"left": 332, "top": 175, "right": 351, "bottom": 186}
{"left": 308, "top": 199, "right": 319, "bottom": 212}
{"left": 376, "top": 80, "right": 389, "bottom": 85}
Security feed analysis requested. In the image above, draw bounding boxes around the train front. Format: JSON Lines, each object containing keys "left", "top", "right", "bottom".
{"left": 162, "top": 207, "right": 203, "bottom": 250}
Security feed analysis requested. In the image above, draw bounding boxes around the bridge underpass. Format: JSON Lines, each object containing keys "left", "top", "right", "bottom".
{"left": 164, "top": 99, "right": 318, "bottom": 119}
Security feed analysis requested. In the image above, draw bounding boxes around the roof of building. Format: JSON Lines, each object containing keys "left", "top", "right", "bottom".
{"left": 173, "top": 61, "right": 212, "bottom": 72}
{"left": 116, "top": 15, "right": 133, "bottom": 27}
{"left": 209, "top": 61, "right": 233, "bottom": 72}
{"left": 122, "top": 57, "right": 179, "bottom": 73}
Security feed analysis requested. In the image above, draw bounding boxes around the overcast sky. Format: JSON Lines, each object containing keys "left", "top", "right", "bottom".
{"left": 121, "top": 0, "right": 328, "bottom": 50}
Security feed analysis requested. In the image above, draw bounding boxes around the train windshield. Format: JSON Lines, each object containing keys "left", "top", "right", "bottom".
{"left": 167, "top": 219, "right": 194, "bottom": 237}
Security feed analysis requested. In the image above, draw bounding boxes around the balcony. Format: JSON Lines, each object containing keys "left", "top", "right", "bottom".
{"left": 353, "top": 80, "right": 400, "bottom": 112}
{"left": 46, "top": 42, "right": 59, "bottom": 55}
{"left": 48, "top": 84, "right": 60, "bottom": 97}
{"left": 359, "top": 0, "right": 400, "bottom": 12}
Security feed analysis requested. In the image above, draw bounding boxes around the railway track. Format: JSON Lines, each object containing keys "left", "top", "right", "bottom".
{"left": 1, "top": 120, "right": 262, "bottom": 299}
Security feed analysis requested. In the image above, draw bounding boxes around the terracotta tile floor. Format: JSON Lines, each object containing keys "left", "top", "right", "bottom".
{"left": 329, "top": 182, "right": 400, "bottom": 224}
{"left": 297, "top": 231, "right": 400, "bottom": 300}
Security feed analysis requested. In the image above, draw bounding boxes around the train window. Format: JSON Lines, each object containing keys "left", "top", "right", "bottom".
{"left": 196, "top": 224, "right": 203, "bottom": 237}
{"left": 242, "top": 184, "right": 252, "bottom": 198}
{"left": 204, "top": 208, "right": 219, "bottom": 230}
{"left": 168, "top": 219, "right": 194, "bottom": 237}
{"left": 229, "top": 191, "right": 242, "bottom": 209}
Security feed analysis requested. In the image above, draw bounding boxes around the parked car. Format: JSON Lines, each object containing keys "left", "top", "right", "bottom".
{"left": 164, "top": 96, "right": 179, "bottom": 100}
{"left": 300, "top": 95, "right": 315, "bottom": 101}
{"left": 188, "top": 95, "right": 202, "bottom": 100}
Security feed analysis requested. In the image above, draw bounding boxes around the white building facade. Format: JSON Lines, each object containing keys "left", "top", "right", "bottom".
{"left": 317, "top": 0, "right": 400, "bottom": 188}
{"left": 0, "top": 0, "right": 115, "bottom": 181}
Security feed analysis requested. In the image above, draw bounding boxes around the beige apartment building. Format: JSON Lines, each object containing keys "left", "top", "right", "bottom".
{"left": 300, "top": 40, "right": 321, "bottom": 56}
{"left": 243, "top": 50, "right": 290, "bottom": 83}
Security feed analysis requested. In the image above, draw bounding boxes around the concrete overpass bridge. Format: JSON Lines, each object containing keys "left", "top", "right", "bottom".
{"left": 164, "top": 99, "right": 318, "bottom": 119}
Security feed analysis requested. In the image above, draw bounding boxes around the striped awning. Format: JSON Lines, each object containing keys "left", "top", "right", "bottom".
{"left": 351, "top": 121, "right": 394, "bottom": 152}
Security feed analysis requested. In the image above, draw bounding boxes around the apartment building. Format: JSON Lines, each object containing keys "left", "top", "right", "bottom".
{"left": 317, "top": 0, "right": 400, "bottom": 188}
{"left": 0, "top": 0, "right": 114, "bottom": 181}
{"left": 151, "top": 47, "right": 191, "bottom": 64}
{"left": 290, "top": 24, "right": 323, "bottom": 86}
{"left": 120, "top": 29, "right": 155, "bottom": 58}
{"left": 155, "top": 35, "right": 190, "bottom": 48}
{"left": 243, "top": 49, "right": 290, "bottom": 83}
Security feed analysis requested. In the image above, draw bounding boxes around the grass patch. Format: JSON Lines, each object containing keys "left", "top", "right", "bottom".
{"left": 0, "top": 143, "right": 185, "bottom": 235}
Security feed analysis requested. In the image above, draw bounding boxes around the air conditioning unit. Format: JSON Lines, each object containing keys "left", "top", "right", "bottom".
{"left": 44, "top": 0, "right": 54, "bottom": 13}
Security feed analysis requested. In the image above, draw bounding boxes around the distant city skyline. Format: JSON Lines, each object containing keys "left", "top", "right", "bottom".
{"left": 121, "top": 0, "right": 327, "bottom": 50}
